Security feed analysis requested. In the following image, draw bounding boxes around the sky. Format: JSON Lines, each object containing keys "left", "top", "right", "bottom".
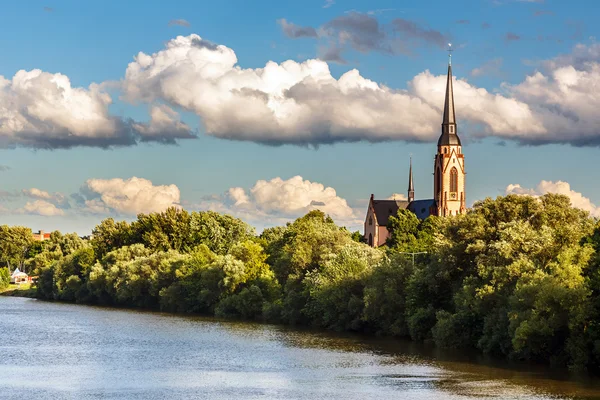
{"left": 0, "top": 0, "right": 599, "bottom": 235}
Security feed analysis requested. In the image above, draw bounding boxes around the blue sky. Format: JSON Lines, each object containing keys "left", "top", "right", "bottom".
{"left": 0, "top": 0, "right": 599, "bottom": 234}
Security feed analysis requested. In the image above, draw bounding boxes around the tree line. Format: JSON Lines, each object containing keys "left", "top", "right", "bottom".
{"left": 1, "top": 194, "right": 600, "bottom": 373}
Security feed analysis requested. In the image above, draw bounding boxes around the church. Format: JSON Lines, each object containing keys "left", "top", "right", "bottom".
{"left": 364, "top": 54, "right": 466, "bottom": 248}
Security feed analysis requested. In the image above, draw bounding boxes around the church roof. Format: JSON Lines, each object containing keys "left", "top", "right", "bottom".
{"left": 438, "top": 63, "right": 462, "bottom": 147}
{"left": 371, "top": 199, "right": 409, "bottom": 226}
{"left": 408, "top": 199, "right": 436, "bottom": 220}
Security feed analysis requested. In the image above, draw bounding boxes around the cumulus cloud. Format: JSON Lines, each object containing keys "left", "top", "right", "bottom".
{"left": 119, "top": 35, "right": 600, "bottom": 147}
{"left": 22, "top": 188, "right": 68, "bottom": 207}
{"left": 0, "top": 69, "right": 193, "bottom": 149}
{"left": 20, "top": 200, "right": 65, "bottom": 216}
{"left": 506, "top": 180, "right": 600, "bottom": 218}
{"left": 121, "top": 34, "right": 600, "bottom": 147}
{"left": 122, "top": 34, "right": 441, "bottom": 145}
{"left": 194, "top": 175, "right": 361, "bottom": 229}
{"left": 79, "top": 177, "right": 181, "bottom": 215}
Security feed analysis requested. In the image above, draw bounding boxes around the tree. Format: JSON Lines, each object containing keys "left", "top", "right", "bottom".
{"left": 90, "top": 218, "right": 133, "bottom": 259}
{"left": 189, "top": 211, "right": 255, "bottom": 255}
{"left": 0, "top": 225, "right": 34, "bottom": 272}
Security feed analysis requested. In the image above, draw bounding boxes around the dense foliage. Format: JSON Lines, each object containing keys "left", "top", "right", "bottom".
{"left": 0, "top": 267, "right": 9, "bottom": 289}
{"left": 2, "top": 195, "right": 600, "bottom": 373}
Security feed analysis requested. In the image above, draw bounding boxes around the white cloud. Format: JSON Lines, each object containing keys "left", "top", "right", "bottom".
{"left": 0, "top": 69, "right": 193, "bottom": 149}
{"left": 122, "top": 35, "right": 600, "bottom": 147}
{"left": 22, "top": 188, "right": 68, "bottom": 207}
{"left": 194, "top": 175, "right": 361, "bottom": 229}
{"left": 80, "top": 177, "right": 181, "bottom": 215}
{"left": 506, "top": 180, "right": 600, "bottom": 218}
{"left": 20, "top": 200, "right": 65, "bottom": 216}
{"left": 122, "top": 34, "right": 441, "bottom": 145}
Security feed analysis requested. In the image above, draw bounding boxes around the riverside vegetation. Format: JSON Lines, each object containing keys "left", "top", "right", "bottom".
{"left": 1, "top": 194, "right": 600, "bottom": 373}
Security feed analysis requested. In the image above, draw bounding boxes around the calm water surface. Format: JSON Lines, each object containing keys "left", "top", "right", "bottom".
{"left": 1, "top": 296, "right": 600, "bottom": 400}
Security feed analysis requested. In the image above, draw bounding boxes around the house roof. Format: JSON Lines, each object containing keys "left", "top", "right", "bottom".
{"left": 11, "top": 268, "right": 27, "bottom": 277}
{"left": 372, "top": 199, "right": 410, "bottom": 226}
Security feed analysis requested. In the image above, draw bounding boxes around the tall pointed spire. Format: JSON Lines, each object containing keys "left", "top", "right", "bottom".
{"left": 408, "top": 155, "right": 414, "bottom": 202}
{"left": 442, "top": 63, "right": 456, "bottom": 125}
{"left": 438, "top": 43, "right": 461, "bottom": 146}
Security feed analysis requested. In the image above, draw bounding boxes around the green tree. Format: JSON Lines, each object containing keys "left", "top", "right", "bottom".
{"left": 0, "top": 225, "right": 34, "bottom": 272}
{"left": 90, "top": 218, "right": 133, "bottom": 259}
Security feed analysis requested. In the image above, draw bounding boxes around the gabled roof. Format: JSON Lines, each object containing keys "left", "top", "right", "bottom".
{"left": 372, "top": 199, "right": 410, "bottom": 226}
{"left": 11, "top": 268, "right": 27, "bottom": 277}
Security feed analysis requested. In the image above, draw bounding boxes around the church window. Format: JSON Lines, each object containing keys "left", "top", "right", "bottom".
{"left": 450, "top": 125, "right": 454, "bottom": 133}
{"left": 444, "top": 148, "right": 447, "bottom": 154}
{"left": 369, "top": 216, "right": 373, "bottom": 226}
{"left": 450, "top": 167, "right": 458, "bottom": 193}
{"left": 437, "top": 166, "right": 443, "bottom": 199}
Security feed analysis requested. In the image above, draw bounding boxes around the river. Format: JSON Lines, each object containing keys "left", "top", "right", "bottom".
{"left": 1, "top": 297, "right": 599, "bottom": 399}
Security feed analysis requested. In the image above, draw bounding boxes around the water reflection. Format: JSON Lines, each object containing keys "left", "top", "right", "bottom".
{"left": 0, "top": 297, "right": 599, "bottom": 400}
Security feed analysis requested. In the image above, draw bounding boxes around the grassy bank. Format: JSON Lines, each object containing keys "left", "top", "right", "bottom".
{"left": 0, "top": 283, "right": 37, "bottom": 298}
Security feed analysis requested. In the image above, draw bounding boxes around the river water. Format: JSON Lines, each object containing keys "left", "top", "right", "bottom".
{"left": 1, "top": 297, "right": 600, "bottom": 400}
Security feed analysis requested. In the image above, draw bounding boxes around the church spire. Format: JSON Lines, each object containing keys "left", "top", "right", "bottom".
{"left": 408, "top": 155, "right": 414, "bottom": 202}
{"left": 438, "top": 43, "right": 461, "bottom": 147}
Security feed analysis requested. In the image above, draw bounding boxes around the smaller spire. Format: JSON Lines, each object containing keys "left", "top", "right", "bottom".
{"left": 408, "top": 155, "right": 415, "bottom": 202}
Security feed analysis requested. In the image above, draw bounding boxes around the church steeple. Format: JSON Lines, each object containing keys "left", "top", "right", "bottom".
{"left": 434, "top": 44, "right": 466, "bottom": 217}
{"left": 438, "top": 44, "right": 461, "bottom": 147}
{"left": 408, "top": 156, "right": 414, "bottom": 202}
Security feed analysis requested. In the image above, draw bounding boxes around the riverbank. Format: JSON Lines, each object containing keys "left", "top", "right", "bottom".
{"left": 0, "top": 284, "right": 36, "bottom": 298}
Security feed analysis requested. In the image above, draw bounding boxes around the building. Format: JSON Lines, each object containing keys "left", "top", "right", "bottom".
{"left": 364, "top": 52, "right": 466, "bottom": 248}
{"left": 10, "top": 268, "right": 29, "bottom": 284}
{"left": 32, "top": 230, "right": 51, "bottom": 241}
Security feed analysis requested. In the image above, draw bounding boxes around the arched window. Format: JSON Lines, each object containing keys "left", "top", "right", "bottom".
{"left": 368, "top": 216, "right": 373, "bottom": 226}
{"left": 436, "top": 166, "right": 443, "bottom": 200}
{"left": 450, "top": 167, "right": 458, "bottom": 193}
{"left": 368, "top": 233, "right": 373, "bottom": 247}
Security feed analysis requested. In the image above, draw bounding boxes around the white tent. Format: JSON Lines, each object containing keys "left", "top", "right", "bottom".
{"left": 10, "top": 268, "right": 28, "bottom": 284}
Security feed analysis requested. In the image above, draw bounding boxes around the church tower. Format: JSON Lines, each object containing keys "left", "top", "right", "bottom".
{"left": 433, "top": 47, "right": 466, "bottom": 217}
